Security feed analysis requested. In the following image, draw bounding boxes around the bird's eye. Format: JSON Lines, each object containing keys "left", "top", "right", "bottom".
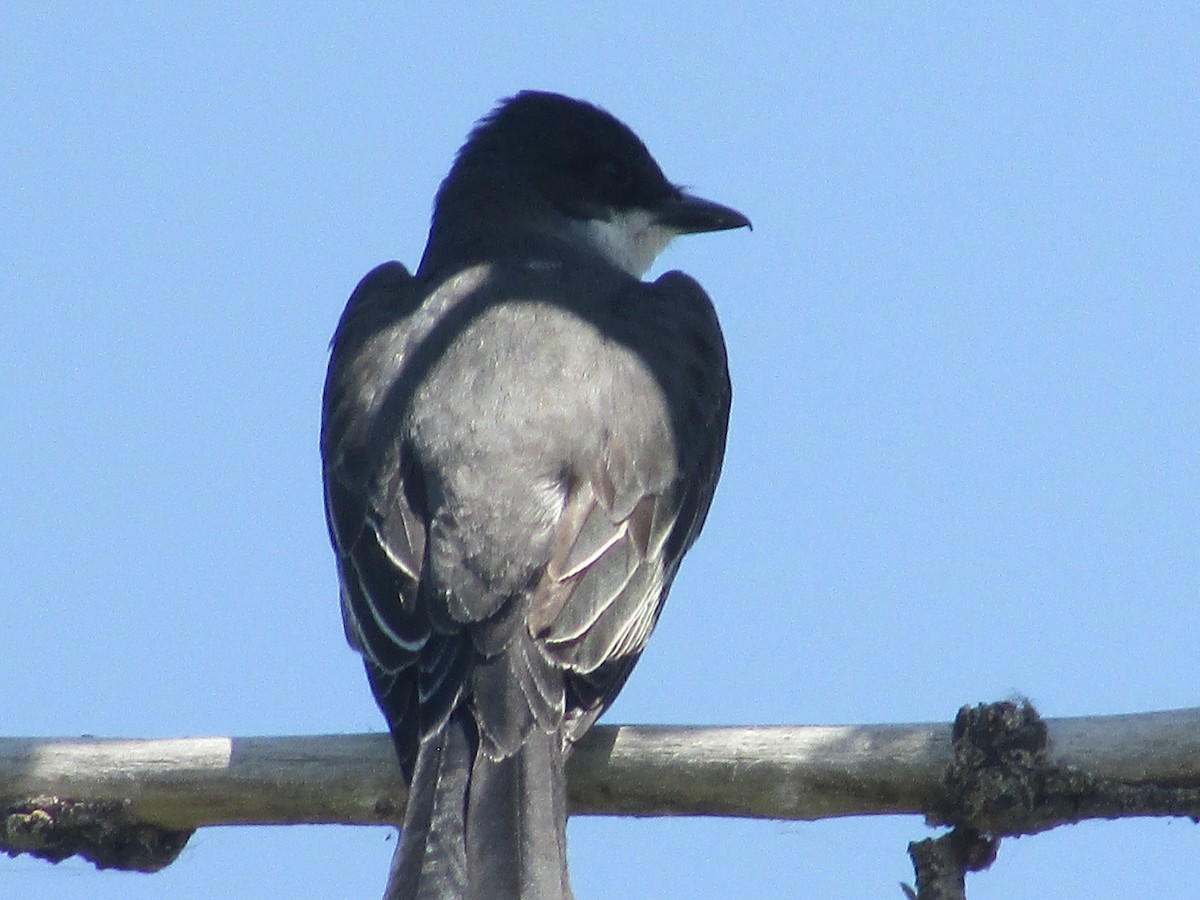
{"left": 594, "top": 160, "right": 634, "bottom": 194}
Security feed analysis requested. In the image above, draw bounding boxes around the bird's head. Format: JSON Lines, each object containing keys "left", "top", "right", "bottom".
{"left": 428, "top": 91, "right": 750, "bottom": 278}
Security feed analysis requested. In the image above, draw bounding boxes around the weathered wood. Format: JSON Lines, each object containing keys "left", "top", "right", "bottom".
{"left": 3, "top": 708, "right": 1199, "bottom": 832}
{"left": 0, "top": 734, "right": 401, "bottom": 830}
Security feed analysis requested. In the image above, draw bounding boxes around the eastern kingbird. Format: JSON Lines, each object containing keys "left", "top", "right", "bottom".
{"left": 321, "top": 90, "right": 748, "bottom": 900}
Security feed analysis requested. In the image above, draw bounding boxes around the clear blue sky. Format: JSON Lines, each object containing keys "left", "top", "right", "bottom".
{"left": 3, "top": 4, "right": 1198, "bottom": 898}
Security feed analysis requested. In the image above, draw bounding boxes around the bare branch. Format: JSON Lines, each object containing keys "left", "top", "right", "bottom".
{"left": 3, "top": 707, "right": 1200, "bottom": 873}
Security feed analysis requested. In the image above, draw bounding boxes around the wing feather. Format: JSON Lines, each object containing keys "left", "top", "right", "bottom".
{"left": 321, "top": 261, "right": 434, "bottom": 766}
{"left": 535, "top": 271, "right": 731, "bottom": 734}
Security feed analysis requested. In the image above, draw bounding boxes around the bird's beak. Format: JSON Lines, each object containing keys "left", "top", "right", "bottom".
{"left": 655, "top": 191, "right": 752, "bottom": 235}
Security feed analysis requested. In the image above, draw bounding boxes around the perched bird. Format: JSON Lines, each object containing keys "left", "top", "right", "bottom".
{"left": 321, "top": 90, "right": 748, "bottom": 900}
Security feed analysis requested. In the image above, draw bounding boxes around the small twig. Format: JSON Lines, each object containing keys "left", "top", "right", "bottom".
{"left": 906, "top": 828, "right": 998, "bottom": 900}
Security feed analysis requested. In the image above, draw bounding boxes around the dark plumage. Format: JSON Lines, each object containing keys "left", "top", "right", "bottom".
{"left": 321, "top": 91, "right": 747, "bottom": 900}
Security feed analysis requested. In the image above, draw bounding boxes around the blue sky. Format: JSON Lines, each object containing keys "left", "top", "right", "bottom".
{"left": 3, "top": 4, "right": 1198, "bottom": 898}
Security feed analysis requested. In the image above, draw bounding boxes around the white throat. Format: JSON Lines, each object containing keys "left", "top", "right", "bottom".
{"left": 576, "top": 208, "right": 678, "bottom": 278}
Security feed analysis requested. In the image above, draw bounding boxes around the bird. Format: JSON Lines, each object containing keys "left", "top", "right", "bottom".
{"left": 320, "top": 90, "right": 748, "bottom": 900}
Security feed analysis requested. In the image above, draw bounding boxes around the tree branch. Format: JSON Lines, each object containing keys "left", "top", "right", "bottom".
{"left": 4, "top": 706, "right": 1200, "bottom": 873}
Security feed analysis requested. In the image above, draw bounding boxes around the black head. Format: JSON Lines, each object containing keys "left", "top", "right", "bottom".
{"left": 447, "top": 91, "right": 675, "bottom": 221}
{"left": 444, "top": 91, "right": 748, "bottom": 226}
{"left": 425, "top": 91, "right": 749, "bottom": 277}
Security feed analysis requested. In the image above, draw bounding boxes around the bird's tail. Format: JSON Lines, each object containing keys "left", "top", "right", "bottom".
{"left": 384, "top": 711, "right": 573, "bottom": 900}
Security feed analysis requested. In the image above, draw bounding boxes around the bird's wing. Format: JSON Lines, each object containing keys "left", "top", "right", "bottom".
{"left": 321, "top": 261, "right": 434, "bottom": 767}
{"left": 532, "top": 270, "right": 731, "bottom": 741}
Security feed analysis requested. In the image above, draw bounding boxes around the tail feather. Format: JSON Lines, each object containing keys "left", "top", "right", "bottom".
{"left": 385, "top": 714, "right": 471, "bottom": 900}
{"left": 467, "top": 729, "right": 571, "bottom": 900}
{"left": 384, "top": 712, "right": 572, "bottom": 900}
